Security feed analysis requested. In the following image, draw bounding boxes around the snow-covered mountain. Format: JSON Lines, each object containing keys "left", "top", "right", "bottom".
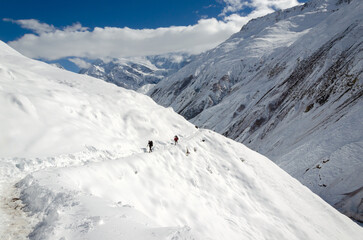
{"left": 49, "top": 63, "right": 65, "bottom": 70}
{"left": 150, "top": 0, "right": 363, "bottom": 221}
{"left": 79, "top": 53, "right": 193, "bottom": 91}
{"left": 1, "top": 41, "right": 363, "bottom": 239}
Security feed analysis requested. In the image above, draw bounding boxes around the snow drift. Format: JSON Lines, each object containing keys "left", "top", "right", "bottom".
{"left": 0, "top": 40, "right": 362, "bottom": 239}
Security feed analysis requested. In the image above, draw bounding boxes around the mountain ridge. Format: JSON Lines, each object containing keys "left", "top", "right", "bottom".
{"left": 2, "top": 40, "right": 362, "bottom": 239}
{"left": 149, "top": 0, "right": 363, "bottom": 221}
{"left": 79, "top": 53, "right": 194, "bottom": 91}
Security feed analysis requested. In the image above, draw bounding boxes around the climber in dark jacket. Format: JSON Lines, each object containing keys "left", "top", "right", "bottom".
{"left": 148, "top": 140, "right": 153, "bottom": 153}
{"left": 174, "top": 135, "right": 179, "bottom": 145}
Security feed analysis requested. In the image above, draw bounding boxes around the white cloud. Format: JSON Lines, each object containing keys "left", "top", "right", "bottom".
{"left": 7, "top": 18, "right": 243, "bottom": 60}
{"left": 3, "top": 18, "right": 56, "bottom": 35}
{"left": 220, "top": 0, "right": 300, "bottom": 16}
{"left": 63, "top": 23, "right": 89, "bottom": 32}
{"left": 220, "top": 0, "right": 248, "bottom": 16}
{"left": 5, "top": 0, "right": 300, "bottom": 61}
{"left": 171, "top": 55, "right": 185, "bottom": 63}
{"left": 68, "top": 58, "right": 91, "bottom": 69}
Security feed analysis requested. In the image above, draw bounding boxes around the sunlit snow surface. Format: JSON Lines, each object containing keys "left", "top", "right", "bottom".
{"left": 150, "top": 0, "right": 363, "bottom": 222}
{"left": 0, "top": 41, "right": 362, "bottom": 239}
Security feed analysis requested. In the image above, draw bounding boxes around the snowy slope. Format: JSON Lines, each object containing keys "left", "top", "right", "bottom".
{"left": 79, "top": 53, "right": 193, "bottom": 91}
{"left": 0, "top": 46, "right": 193, "bottom": 158}
{"left": 150, "top": 0, "right": 363, "bottom": 221}
{"left": 0, "top": 41, "right": 362, "bottom": 239}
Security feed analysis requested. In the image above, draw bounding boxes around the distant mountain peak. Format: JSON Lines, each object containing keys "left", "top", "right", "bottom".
{"left": 79, "top": 53, "right": 194, "bottom": 91}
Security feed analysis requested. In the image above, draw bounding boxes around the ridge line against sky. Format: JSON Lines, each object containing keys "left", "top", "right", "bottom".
{"left": 1, "top": 0, "right": 306, "bottom": 70}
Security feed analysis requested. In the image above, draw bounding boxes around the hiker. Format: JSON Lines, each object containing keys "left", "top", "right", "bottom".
{"left": 148, "top": 140, "right": 153, "bottom": 153}
{"left": 174, "top": 135, "right": 179, "bottom": 145}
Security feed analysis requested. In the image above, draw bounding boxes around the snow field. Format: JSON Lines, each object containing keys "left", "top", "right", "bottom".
{"left": 0, "top": 42, "right": 195, "bottom": 158}
{"left": 0, "top": 40, "right": 193, "bottom": 239}
{"left": 17, "top": 130, "right": 363, "bottom": 239}
{"left": 149, "top": 0, "right": 363, "bottom": 221}
{"left": 0, "top": 40, "right": 362, "bottom": 239}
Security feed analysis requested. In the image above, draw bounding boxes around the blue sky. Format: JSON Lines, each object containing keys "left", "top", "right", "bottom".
{"left": 1, "top": 0, "right": 224, "bottom": 42}
{"left": 1, "top": 0, "right": 308, "bottom": 71}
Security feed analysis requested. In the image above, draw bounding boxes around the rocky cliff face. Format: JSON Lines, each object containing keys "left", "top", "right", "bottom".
{"left": 150, "top": 0, "right": 363, "bottom": 221}
{"left": 79, "top": 53, "right": 193, "bottom": 91}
